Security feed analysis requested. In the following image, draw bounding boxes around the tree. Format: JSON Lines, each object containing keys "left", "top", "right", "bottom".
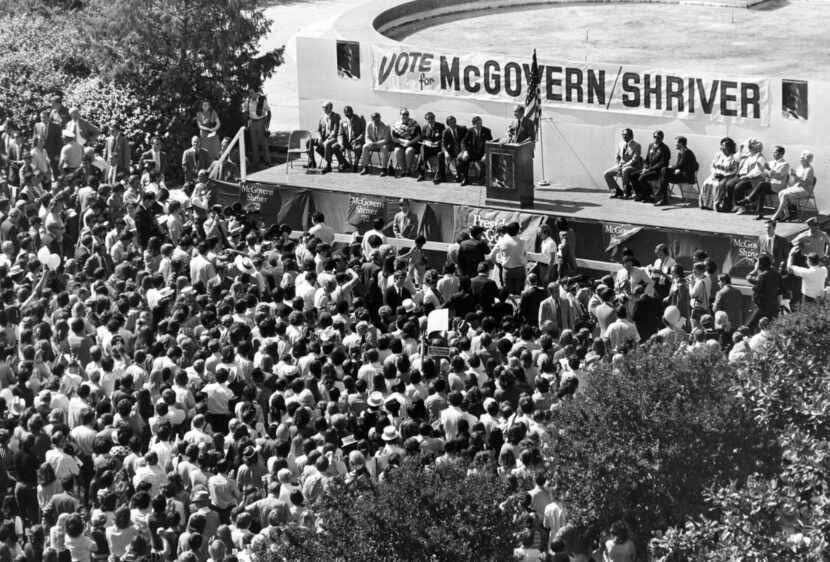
{"left": 80, "top": 0, "right": 283, "bottom": 138}
{"left": 271, "top": 459, "right": 521, "bottom": 562}
{"left": 651, "top": 302, "right": 830, "bottom": 561}
{"left": 547, "top": 344, "right": 778, "bottom": 555}
{"left": 0, "top": 12, "right": 90, "bottom": 134}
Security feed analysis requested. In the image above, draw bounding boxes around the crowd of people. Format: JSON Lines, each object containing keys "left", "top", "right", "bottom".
{"left": 603, "top": 128, "right": 817, "bottom": 221}
{"left": 0, "top": 91, "right": 827, "bottom": 562}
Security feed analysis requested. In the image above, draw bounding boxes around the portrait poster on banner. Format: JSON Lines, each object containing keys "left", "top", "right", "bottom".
{"left": 372, "top": 45, "right": 771, "bottom": 126}
{"left": 781, "top": 79, "right": 808, "bottom": 120}
{"left": 337, "top": 41, "right": 361, "bottom": 80}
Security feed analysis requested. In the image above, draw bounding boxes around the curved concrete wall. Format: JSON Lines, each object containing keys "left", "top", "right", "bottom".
{"left": 374, "top": 0, "right": 759, "bottom": 38}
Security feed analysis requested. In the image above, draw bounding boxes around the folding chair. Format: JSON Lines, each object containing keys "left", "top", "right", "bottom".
{"left": 796, "top": 176, "right": 819, "bottom": 219}
{"left": 667, "top": 174, "right": 700, "bottom": 203}
{"left": 286, "top": 130, "right": 313, "bottom": 173}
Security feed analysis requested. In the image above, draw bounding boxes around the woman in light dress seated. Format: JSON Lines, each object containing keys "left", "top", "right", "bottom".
{"left": 771, "top": 150, "right": 815, "bottom": 222}
{"left": 699, "top": 137, "right": 738, "bottom": 210}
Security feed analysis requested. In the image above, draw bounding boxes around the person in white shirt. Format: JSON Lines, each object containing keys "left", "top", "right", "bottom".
{"left": 296, "top": 271, "right": 318, "bottom": 311}
{"left": 615, "top": 255, "right": 654, "bottom": 298}
{"left": 605, "top": 304, "right": 640, "bottom": 352}
{"left": 308, "top": 212, "right": 335, "bottom": 245}
{"left": 361, "top": 218, "right": 388, "bottom": 260}
{"left": 202, "top": 369, "right": 235, "bottom": 433}
{"left": 788, "top": 250, "right": 828, "bottom": 303}
{"left": 439, "top": 391, "right": 477, "bottom": 441}
{"left": 538, "top": 224, "right": 558, "bottom": 284}
{"left": 132, "top": 451, "right": 168, "bottom": 497}
{"left": 487, "top": 222, "right": 527, "bottom": 294}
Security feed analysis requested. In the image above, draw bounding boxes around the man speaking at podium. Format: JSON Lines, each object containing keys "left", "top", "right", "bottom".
{"left": 489, "top": 105, "right": 536, "bottom": 192}
{"left": 503, "top": 105, "right": 536, "bottom": 145}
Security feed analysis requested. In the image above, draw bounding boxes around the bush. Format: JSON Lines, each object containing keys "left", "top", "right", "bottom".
{"left": 272, "top": 458, "right": 521, "bottom": 562}
{"left": 651, "top": 302, "right": 830, "bottom": 561}
{"left": 547, "top": 344, "right": 778, "bottom": 554}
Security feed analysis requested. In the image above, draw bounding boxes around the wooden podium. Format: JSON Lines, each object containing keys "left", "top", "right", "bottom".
{"left": 485, "top": 141, "right": 534, "bottom": 208}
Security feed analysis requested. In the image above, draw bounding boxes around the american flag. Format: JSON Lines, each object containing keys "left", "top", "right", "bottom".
{"left": 524, "top": 49, "right": 542, "bottom": 138}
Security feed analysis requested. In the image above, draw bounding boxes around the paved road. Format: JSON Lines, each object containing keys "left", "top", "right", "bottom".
{"left": 261, "top": 0, "right": 369, "bottom": 132}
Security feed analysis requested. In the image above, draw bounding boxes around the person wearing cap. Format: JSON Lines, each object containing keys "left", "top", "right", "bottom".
{"left": 791, "top": 217, "right": 830, "bottom": 259}
{"left": 333, "top": 105, "right": 365, "bottom": 172}
{"left": 307, "top": 101, "right": 341, "bottom": 174}
{"left": 188, "top": 489, "right": 220, "bottom": 552}
{"left": 375, "top": 425, "right": 404, "bottom": 471}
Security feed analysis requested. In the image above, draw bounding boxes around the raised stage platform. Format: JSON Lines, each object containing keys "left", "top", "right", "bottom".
{"left": 247, "top": 163, "right": 806, "bottom": 240}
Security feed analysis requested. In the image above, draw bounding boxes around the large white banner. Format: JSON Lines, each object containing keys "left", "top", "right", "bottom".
{"left": 372, "top": 45, "right": 771, "bottom": 126}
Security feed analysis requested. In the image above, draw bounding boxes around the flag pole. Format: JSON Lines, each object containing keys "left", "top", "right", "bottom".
{"left": 537, "top": 120, "right": 549, "bottom": 187}
{"left": 530, "top": 49, "right": 549, "bottom": 187}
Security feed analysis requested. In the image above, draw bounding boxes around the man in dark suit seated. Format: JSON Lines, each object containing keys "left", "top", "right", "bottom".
{"left": 503, "top": 105, "right": 535, "bottom": 144}
{"left": 332, "top": 105, "right": 365, "bottom": 172}
{"left": 442, "top": 115, "right": 466, "bottom": 182}
{"left": 655, "top": 135, "right": 698, "bottom": 206}
{"left": 457, "top": 116, "right": 493, "bottom": 186}
{"left": 633, "top": 130, "right": 671, "bottom": 203}
{"left": 383, "top": 270, "right": 411, "bottom": 309}
{"left": 417, "top": 112, "right": 444, "bottom": 184}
